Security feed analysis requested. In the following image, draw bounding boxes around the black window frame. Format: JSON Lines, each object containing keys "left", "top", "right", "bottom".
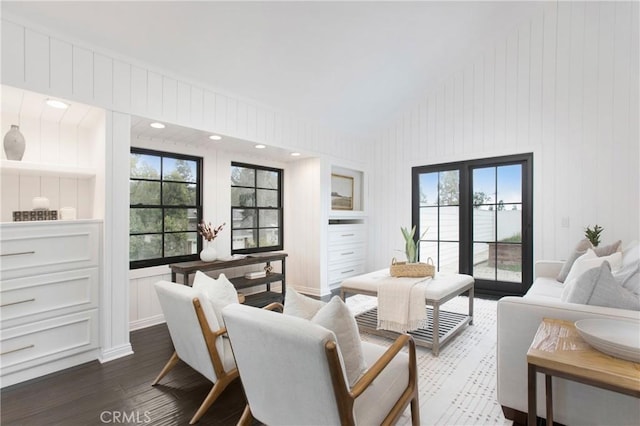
{"left": 129, "top": 147, "right": 203, "bottom": 269}
{"left": 230, "top": 161, "right": 284, "bottom": 254}
{"left": 412, "top": 153, "right": 533, "bottom": 297}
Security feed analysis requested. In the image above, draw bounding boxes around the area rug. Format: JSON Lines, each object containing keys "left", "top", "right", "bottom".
{"left": 345, "top": 295, "right": 509, "bottom": 426}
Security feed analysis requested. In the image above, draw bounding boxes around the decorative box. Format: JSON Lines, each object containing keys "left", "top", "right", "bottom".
{"left": 13, "top": 210, "right": 58, "bottom": 221}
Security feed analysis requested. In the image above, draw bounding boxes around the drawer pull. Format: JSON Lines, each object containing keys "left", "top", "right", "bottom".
{"left": 0, "top": 344, "right": 34, "bottom": 356}
{"left": 341, "top": 269, "right": 355, "bottom": 274}
{"left": 341, "top": 234, "right": 355, "bottom": 237}
{"left": 341, "top": 252, "right": 354, "bottom": 256}
{"left": 0, "top": 298, "right": 35, "bottom": 308}
{"left": 1, "top": 251, "right": 36, "bottom": 257}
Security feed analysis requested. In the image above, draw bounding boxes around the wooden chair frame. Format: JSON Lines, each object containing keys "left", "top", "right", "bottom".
{"left": 153, "top": 299, "right": 282, "bottom": 424}
{"left": 238, "top": 310, "right": 420, "bottom": 426}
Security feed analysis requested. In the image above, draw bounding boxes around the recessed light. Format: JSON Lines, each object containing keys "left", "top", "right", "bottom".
{"left": 291, "top": 152, "right": 301, "bottom": 157}
{"left": 150, "top": 122, "right": 165, "bottom": 129}
{"left": 45, "top": 99, "right": 69, "bottom": 109}
{"left": 209, "top": 135, "right": 222, "bottom": 141}
{"left": 255, "top": 144, "right": 266, "bottom": 149}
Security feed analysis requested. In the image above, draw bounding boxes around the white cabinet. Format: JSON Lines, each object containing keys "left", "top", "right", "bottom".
{"left": 0, "top": 220, "right": 101, "bottom": 387}
{"left": 327, "top": 223, "right": 366, "bottom": 289}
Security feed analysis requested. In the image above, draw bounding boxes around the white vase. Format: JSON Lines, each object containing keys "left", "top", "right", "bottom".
{"left": 4, "top": 124, "right": 26, "bottom": 161}
{"left": 32, "top": 196, "right": 50, "bottom": 210}
{"left": 200, "top": 240, "right": 217, "bottom": 262}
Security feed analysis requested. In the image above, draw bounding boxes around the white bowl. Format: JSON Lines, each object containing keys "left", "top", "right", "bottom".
{"left": 575, "top": 319, "right": 640, "bottom": 363}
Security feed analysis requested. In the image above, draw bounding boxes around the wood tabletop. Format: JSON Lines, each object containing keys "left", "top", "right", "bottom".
{"left": 169, "top": 252, "right": 288, "bottom": 273}
{"left": 527, "top": 318, "right": 640, "bottom": 394}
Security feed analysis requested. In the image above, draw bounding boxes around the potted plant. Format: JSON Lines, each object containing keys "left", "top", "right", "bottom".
{"left": 390, "top": 225, "right": 434, "bottom": 277}
{"left": 401, "top": 225, "right": 421, "bottom": 263}
{"left": 584, "top": 224, "right": 603, "bottom": 247}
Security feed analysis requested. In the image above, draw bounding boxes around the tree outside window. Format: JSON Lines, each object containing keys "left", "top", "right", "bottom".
{"left": 230, "top": 162, "right": 283, "bottom": 254}
{"left": 130, "top": 148, "right": 202, "bottom": 269}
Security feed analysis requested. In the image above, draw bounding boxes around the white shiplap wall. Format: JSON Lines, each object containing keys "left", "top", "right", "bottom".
{"left": 1, "top": 15, "right": 367, "bottom": 159}
{"left": 2, "top": 16, "right": 367, "bottom": 343}
{"left": 367, "top": 1, "right": 640, "bottom": 271}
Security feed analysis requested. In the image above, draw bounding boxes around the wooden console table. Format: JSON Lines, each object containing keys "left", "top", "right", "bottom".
{"left": 527, "top": 318, "right": 640, "bottom": 426}
{"left": 169, "top": 252, "right": 287, "bottom": 307}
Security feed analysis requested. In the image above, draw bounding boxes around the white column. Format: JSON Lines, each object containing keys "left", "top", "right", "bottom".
{"left": 100, "top": 110, "right": 133, "bottom": 362}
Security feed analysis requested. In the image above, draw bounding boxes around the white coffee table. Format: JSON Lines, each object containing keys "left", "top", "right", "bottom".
{"left": 340, "top": 269, "right": 474, "bottom": 355}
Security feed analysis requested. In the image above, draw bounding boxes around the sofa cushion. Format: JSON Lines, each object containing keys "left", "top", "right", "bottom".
{"left": 283, "top": 287, "right": 326, "bottom": 320}
{"left": 557, "top": 239, "right": 592, "bottom": 282}
{"left": 562, "top": 262, "right": 640, "bottom": 310}
{"left": 563, "top": 249, "right": 622, "bottom": 285}
{"left": 525, "top": 277, "right": 564, "bottom": 299}
{"left": 354, "top": 341, "right": 409, "bottom": 425}
{"left": 593, "top": 240, "right": 622, "bottom": 257}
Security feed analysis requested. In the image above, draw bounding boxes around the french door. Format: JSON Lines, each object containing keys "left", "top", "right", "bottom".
{"left": 412, "top": 154, "right": 533, "bottom": 297}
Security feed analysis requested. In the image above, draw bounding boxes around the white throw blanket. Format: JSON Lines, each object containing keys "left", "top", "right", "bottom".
{"left": 377, "top": 274, "right": 429, "bottom": 333}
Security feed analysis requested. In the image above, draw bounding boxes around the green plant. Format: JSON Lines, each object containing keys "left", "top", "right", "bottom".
{"left": 584, "top": 224, "right": 603, "bottom": 247}
{"left": 400, "top": 225, "right": 428, "bottom": 263}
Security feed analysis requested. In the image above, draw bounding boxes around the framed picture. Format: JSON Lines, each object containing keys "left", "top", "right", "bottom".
{"left": 331, "top": 174, "right": 354, "bottom": 210}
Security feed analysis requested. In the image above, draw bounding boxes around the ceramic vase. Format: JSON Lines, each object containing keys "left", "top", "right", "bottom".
{"left": 3, "top": 125, "right": 26, "bottom": 161}
{"left": 200, "top": 240, "right": 217, "bottom": 262}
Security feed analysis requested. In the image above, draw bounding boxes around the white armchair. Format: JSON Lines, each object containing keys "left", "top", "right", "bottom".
{"left": 222, "top": 303, "right": 420, "bottom": 426}
{"left": 152, "top": 280, "right": 238, "bottom": 424}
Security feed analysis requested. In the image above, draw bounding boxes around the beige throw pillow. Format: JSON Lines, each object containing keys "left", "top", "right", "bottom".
{"left": 557, "top": 239, "right": 592, "bottom": 283}
{"left": 283, "top": 289, "right": 367, "bottom": 387}
{"left": 311, "top": 296, "right": 367, "bottom": 388}
{"left": 593, "top": 240, "right": 622, "bottom": 257}
{"left": 283, "top": 287, "right": 326, "bottom": 320}
{"left": 192, "top": 271, "right": 239, "bottom": 328}
{"left": 564, "top": 249, "right": 623, "bottom": 285}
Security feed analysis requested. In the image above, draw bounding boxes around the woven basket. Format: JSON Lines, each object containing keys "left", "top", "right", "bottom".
{"left": 389, "top": 257, "right": 435, "bottom": 278}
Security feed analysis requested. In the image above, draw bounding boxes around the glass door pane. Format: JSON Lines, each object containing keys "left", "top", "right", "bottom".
{"left": 472, "top": 164, "right": 523, "bottom": 285}
{"left": 418, "top": 170, "right": 459, "bottom": 272}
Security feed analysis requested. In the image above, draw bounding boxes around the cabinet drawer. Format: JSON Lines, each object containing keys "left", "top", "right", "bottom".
{"left": 328, "top": 243, "right": 365, "bottom": 263}
{"left": 328, "top": 224, "right": 365, "bottom": 245}
{"left": 0, "top": 309, "right": 99, "bottom": 375}
{"left": 0, "top": 223, "right": 99, "bottom": 280}
{"left": 328, "top": 261, "right": 365, "bottom": 285}
{"left": 1, "top": 268, "right": 99, "bottom": 328}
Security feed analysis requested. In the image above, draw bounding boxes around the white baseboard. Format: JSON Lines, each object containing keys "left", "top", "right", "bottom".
{"left": 99, "top": 343, "right": 134, "bottom": 363}
{"left": 129, "top": 314, "right": 165, "bottom": 331}
{"left": 1, "top": 349, "right": 99, "bottom": 388}
{"left": 288, "top": 284, "right": 332, "bottom": 298}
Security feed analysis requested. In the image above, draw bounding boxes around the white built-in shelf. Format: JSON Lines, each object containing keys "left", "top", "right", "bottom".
{"left": 0, "top": 160, "right": 95, "bottom": 179}
{"left": 329, "top": 210, "right": 367, "bottom": 219}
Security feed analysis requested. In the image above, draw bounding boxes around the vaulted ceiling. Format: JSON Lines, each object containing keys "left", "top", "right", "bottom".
{"left": 2, "top": 1, "right": 545, "bottom": 137}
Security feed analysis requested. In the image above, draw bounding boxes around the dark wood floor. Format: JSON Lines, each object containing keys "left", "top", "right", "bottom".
{"left": 1, "top": 324, "right": 249, "bottom": 425}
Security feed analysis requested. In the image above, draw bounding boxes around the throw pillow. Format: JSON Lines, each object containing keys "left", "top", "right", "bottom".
{"left": 557, "top": 239, "right": 592, "bottom": 283}
{"left": 564, "top": 262, "right": 640, "bottom": 310}
{"left": 283, "top": 287, "right": 326, "bottom": 320}
{"left": 563, "top": 249, "right": 623, "bottom": 285}
{"left": 593, "top": 240, "right": 622, "bottom": 257}
{"left": 192, "top": 271, "right": 239, "bottom": 328}
{"left": 615, "top": 241, "right": 640, "bottom": 295}
{"left": 311, "top": 296, "right": 367, "bottom": 388}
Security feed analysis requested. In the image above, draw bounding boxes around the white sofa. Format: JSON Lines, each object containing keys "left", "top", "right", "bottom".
{"left": 497, "top": 256, "right": 640, "bottom": 425}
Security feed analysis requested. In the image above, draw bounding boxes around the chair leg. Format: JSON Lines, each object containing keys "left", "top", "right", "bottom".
{"left": 152, "top": 351, "right": 180, "bottom": 385}
{"left": 410, "top": 394, "right": 420, "bottom": 426}
{"left": 238, "top": 404, "right": 253, "bottom": 426}
{"left": 189, "top": 376, "right": 235, "bottom": 425}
